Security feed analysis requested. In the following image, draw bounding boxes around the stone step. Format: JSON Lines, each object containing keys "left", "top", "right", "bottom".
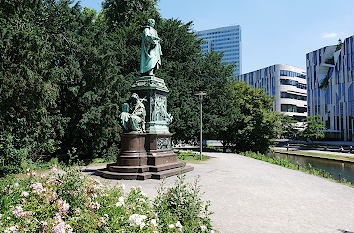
{"left": 96, "top": 169, "right": 152, "bottom": 180}
{"left": 150, "top": 165, "right": 194, "bottom": 180}
{"left": 148, "top": 154, "right": 178, "bottom": 165}
{"left": 107, "top": 165, "right": 149, "bottom": 173}
{"left": 149, "top": 161, "right": 185, "bottom": 172}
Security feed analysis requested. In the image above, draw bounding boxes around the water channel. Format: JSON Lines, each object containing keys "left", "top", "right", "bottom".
{"left": 269, "top": 152, "right": 354, "bottom": 184}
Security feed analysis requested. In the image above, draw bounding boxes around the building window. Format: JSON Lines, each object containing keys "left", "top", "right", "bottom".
{"left": 280, "top": 79, "right": 307, "bottom": 90}
{"left": 280, "top": 70, "right": 306, "bottom": 79}
{"left": 280, "top": 92, "right": 307, "bottom": 101}
{"left": 281, "top": 104, "right": 307, "bottom": 113}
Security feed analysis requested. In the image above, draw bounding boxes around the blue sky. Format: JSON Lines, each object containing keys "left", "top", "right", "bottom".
{"left": 80, "top": 0, "right": 354, "bottom": 73}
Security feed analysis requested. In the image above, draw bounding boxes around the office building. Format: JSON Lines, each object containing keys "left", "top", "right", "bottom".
{"left": 198, "top": 25, "right": 242, "bottom": 75}
{"left": 306, "top": 35, "right": 354, "bottom": 141}
{"left": 238, "top": 64, "right": 307, "bottom": 121}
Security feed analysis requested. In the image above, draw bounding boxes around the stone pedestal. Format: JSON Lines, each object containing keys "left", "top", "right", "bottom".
{"left": 96, "top": 133, "right": 151, "bottom": 180}
{"left": 96, "top": 133, "right": 193, "bottom": 180}
{"left": 96, "top": 75, "right": 193, "bottom": 180}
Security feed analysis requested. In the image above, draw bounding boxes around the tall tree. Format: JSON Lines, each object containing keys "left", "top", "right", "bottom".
{"left": 300, "top": 115, "right": 325, "bottom": 142}
{"left": 222, "top": 81, "right": 280, "bottom": 153}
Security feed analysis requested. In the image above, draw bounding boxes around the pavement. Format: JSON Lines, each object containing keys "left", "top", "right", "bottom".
{"left": 85, "top": 152, "right": 354, "bottom": 233}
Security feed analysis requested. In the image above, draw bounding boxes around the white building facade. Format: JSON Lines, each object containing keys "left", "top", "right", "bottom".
{"left": 306, "top": 35, "right": 354, "bottom": 141}
{"left": 198, "top": 25, "right": 242, "bottom": 76}
{"left": 238, "top": 64, "right": 307, "bottom": 121}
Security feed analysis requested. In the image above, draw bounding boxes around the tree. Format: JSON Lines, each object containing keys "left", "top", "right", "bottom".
{"left": 201, "top": 52, "right": 237, "bottom": 152}
{"left": 279, "top": 114, "right": 298, "bottom": 139}
{"left": 213, "top": 81, "right": 281, "bottom": 154}
{"left": 300, "top": 115, "right": 325, "bottom": 142}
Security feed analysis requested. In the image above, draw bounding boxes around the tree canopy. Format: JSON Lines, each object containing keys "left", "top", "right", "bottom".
{"left": 0, "top": 0, "right": 283, "bottom": 175}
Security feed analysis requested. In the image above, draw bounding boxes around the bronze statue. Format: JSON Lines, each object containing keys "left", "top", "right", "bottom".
{"left": 140, "top": 19, "right": 162, "bottom": 76}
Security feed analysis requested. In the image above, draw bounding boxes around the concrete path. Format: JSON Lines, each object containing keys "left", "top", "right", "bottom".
{"left": 86, "top": 153, "right": 354, "bottom": 233}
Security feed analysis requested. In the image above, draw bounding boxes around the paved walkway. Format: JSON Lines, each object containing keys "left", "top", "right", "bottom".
{"left": 87, "top": 152, "right": 354, "bottom": 233}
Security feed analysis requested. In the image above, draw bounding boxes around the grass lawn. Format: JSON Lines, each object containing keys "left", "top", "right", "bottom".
{"left": 175, "top": 150, "right": 209, "bottom": 164}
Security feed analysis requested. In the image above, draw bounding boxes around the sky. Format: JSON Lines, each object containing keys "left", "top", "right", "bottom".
{"left": 79, "top": 0, "right": 354, "bottom": 74}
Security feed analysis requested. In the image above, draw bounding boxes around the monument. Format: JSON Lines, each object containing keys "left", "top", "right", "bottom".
{"left": 96, "top": 19, "right": 193, "bottom": 180}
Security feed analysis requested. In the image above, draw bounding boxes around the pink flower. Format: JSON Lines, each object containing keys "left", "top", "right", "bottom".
{"left": 50, "top": 165, "right": 58, "bottom": 173}
{"left": 14, "top": 183, "right": 19, "bottom": 188}
{"left": 40, "top": 220, "right": 49, "bottom": 231}
{"left": 56, "top": 199, "right": 69, "bottom": 215}
{"left": 52, "top": 214, "right": 73, "bottom": 233}
{"left": 26, "top": 169, "right": 36, "bottom": 176}
{"left": 44, "top": 190, "right": 58, "bottom": 203}
{"left": 12, "top": 206, "right": 33, "bottom": 218}
{"left": 30, "top": 183, "right": 45, "bottom": 195}
{"left": 86, "top": 198, "right": 100, "bottom": 209}
{"left": 21, "top": 191, "right": 29, "bottom": 197}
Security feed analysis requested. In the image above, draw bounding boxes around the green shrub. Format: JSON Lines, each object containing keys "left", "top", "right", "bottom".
{"left": 154, "top": 175, "right": 214, "bottom": 232}
{"left": 0, "top": 167, "right": 215, "bottom": 232}
{"left": 0, "top": 134, "right": 30, "bottom": 176}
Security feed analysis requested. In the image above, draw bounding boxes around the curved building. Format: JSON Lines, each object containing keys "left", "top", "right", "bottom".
{"left": 238, "top": 64, "right": 307, "bottom": 121}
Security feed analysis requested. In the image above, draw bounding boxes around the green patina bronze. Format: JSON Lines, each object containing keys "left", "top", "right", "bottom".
{"left": 140, "top": 18, "right": 162, "bottom": 76}
{"left": 120, "top": 93, "right": 146, "bottom": 132}
{"left": 120, "top": 18, "right": 172, "bottom": 134}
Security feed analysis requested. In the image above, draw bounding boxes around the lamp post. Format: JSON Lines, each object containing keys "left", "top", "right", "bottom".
{"left": 195, "top": 91, "right": 206, "bottom": 160}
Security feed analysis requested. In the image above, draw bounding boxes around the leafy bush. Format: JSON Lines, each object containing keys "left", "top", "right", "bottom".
{"left": 154, "top": 175, "right": 214, "bottom": 232}
{"left": 0, "top": 167, "right": 215, "bottom": 232}
{"left": 0, "top": 134, "right": 29, "bottom": 176}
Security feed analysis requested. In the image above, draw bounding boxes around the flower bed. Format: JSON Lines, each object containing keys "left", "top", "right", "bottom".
{"left": 0, "top": 166, "right": 214, "bottom": 232}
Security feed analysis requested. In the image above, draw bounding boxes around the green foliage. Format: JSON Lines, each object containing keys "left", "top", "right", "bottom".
{"left": 175, "top": 150, "right": 208, "bottom": 161}
{"left": 103, "top": 0, "right": 160, "bottom": 29}
{"left": 0, "top": 134, "right": 29, "bottom": 176}
{"left": 206, "top": 81, "right": 280, "bottom": 153}
{"left": 0, "top": 0, "right": 280, "bottom": 175}
{"left": 202, "top": 52, "right": 238, "bottom": 151}
{"left": 300, "top": 115, "right": 325, "bottom": 142}
{"left": 0, "top": 168, "right": 215, "bottom": 232}
{"left": 154, "top": 175, "right": 214, "bottom": 232}
{"left": 335, "top": 39, "right": 343, "bottom": 51}
{"left": 278, "top": 114, "right": 298, "bottom": 139}
{"left": 157, "top": 19, "right": 205, "bottom": 141}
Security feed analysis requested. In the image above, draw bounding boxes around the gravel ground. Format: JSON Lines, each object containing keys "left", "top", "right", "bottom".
{"left": 85, "top": 152, "right": 354, "bottom": 233}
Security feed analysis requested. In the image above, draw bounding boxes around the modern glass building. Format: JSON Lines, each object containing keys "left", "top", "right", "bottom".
{"left": 238, "top": 64, "right": 307, "bottom": 121}
{"left": 198, "top": 25, "right": 242, "bottom": 76}
{"left": 306, "top": 35, "right": 354, "bottom": 141}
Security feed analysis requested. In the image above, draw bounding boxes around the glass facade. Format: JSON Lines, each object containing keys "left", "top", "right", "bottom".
{"left": 306, "top": 35, "right": 354, "bottom": 141}
{"left": 237, "top": 64, "right": 307, "bottom": 121}
{"left": 198, "top": 25, "right": 242, "bottom": 76}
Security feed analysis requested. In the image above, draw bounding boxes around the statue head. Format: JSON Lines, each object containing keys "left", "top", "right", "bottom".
{"left": 131, "top": 93, "right": 139, "bottom": 102}
{"left": 122, "top": 103, "right": 129, "bottom": 113}
{"left": 147, "top": 18, "right": 155, "bottom": 27}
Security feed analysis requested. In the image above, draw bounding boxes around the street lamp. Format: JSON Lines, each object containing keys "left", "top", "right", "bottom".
{"left": 195, "top": 91, "right": 206, "bottom": 160}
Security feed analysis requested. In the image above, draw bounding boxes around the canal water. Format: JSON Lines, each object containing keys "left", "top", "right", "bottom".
{"left": 269, "top": 152, "right": 354, "bottom": 184}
